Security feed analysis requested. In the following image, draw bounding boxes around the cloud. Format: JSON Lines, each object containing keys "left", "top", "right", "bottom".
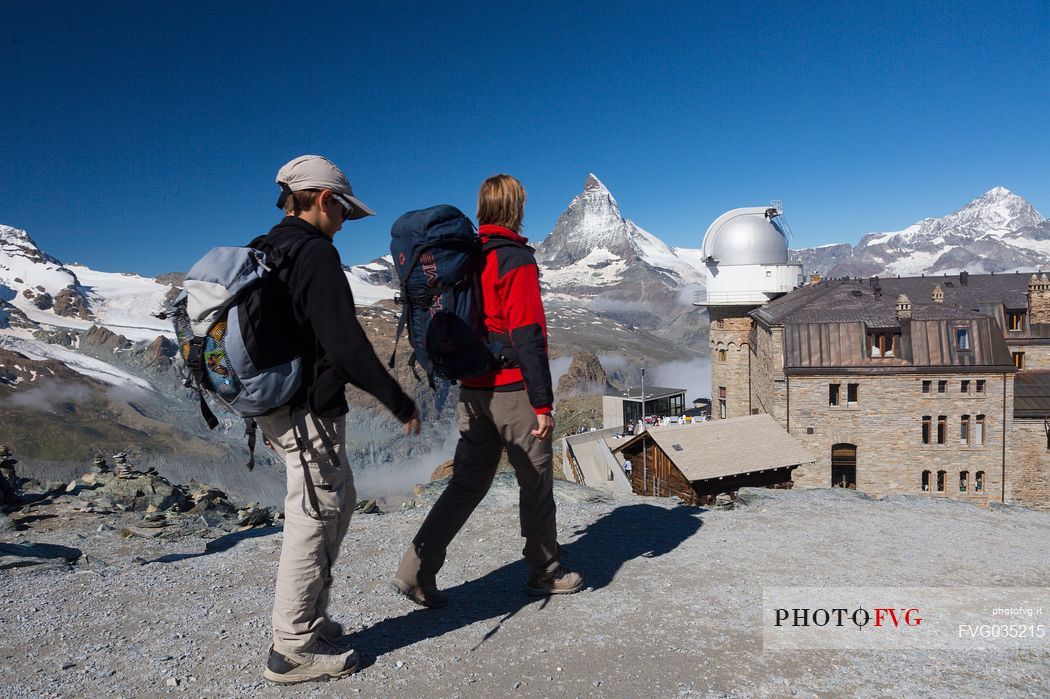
{"left": 549, "top": 356, "right": 573, "bottom": 388}
{"left": 648, "top": 357, "right": 711, "bottom": 401}
{"left": 354, "top": 421, "right": 460, "bottom": 500}
{"left": 8, "top": 381, "right": 94, "bottom": 412}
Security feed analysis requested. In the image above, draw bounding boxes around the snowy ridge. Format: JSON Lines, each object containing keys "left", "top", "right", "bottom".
{"left": 0, "top": 334, "right": 154, "bottom": 390}
{"left": 1, "top": 225, "right": 83, "bottom": 300}
{"left": 793, "top": 187, "right": 1050, "bottom": 277}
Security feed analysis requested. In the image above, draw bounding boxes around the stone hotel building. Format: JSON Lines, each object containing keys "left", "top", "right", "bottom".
{"left": 699, "top": 206, "right": 1050, "bottom": 508}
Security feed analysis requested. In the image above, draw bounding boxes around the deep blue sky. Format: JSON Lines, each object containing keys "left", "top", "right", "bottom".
{"left": 3, "top": 1, "right": 1048, "bottom": 276}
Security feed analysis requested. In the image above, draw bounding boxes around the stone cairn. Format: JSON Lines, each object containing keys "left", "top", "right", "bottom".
{"left": 113, "top": 452, "right": 134, "bottom": 480}
{"left": 92, "top": 455, "right": 109, "bottom": 473}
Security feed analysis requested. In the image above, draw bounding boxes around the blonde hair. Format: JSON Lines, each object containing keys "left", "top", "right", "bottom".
{"left": 477, "top": 174, "right": 526, "bottom": 231}
{"left": 283, "top": 189, "right": 322, "bottom": 215}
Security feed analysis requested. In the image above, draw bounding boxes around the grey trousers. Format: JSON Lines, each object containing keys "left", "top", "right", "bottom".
{"left": 397, "top": 388, "right": 560, "bottom": 586}
{"left": 257, "top": 407, "right": 356, "bottom": 654}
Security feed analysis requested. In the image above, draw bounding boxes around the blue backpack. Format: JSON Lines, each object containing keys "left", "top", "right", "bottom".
{"left": 388, "top": 205, "right": 519, "bottom": 386}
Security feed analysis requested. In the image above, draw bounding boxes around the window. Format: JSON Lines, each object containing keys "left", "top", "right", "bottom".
{"left": 717, "top": 349, "right": 727, "bottom": 362}
{"left": 921, "top": 416, "right": 931, "bottom": 444}
{"left": 718, "top": 387, "right": 727, "bottom": 419}
{"left": 829, "top": 383, "right": 841, "bottom": 406}
{"left": 938, "top": 380, "right": 947, "bottom": 394}
{"left": 921, "top": 470, "right": 931, "bottom": 492}
{"left": 936, "top": 470, "right": 946, "bottom": 492}
{"left": 867, "top": 331, "right": 900, "bottom": 358}
{"left": 1008, "top": 311, "right": 1024, "bottom": 331}
{"left": 1013, "top": 352, "right": 1025, "bottom": 370}
{"left": 847, "top": 383, "right": 859, "bottom": 406}
{"left": 956, "top": 327, "right": 971, "bottom": 351}
{"left": 976, "top": 379, "right": 986, "bottom": 394}
{"left": 937, "top": 415, "right": 947, "bottom": 444}
{"left": 717, "top": 318, "right": 725, "bottom": 328}
{"left": 961, "top": 380, "right": 970, "bottom": 394}
{"left": 922, "top": 380, "right": 931, "bottom": 394}
{"left": 959, "top": 471, "right": 969, "bottom": 493}
{"left": 975, "top": 471, "right": 984, "bottom": 492}
{"left": 974, "top": 415, "right": 985, "bottom": 445}
{"left": 960, "top": 414, "right": 970, "bottom": 445}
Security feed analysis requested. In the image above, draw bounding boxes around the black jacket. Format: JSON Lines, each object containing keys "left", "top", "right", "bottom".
{"left": 253, "top": 217, "right": 416, "bottom": 422}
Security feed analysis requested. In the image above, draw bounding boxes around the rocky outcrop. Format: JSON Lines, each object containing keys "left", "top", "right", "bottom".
{"left": 83, "top": 324, "right": 131, "bottom": 352}
{"left": 143, "top": 336, "right": 178, "bottom": 369}
{"left": 557, "top": 351, "right": 612, "bottom": 396}
{"left": 53, "top": 287, "right": 94, "bottom": 320}
{"left": 22, "top": 288, "right": 54, "bottom": 310}
{"left": 0, "top": 299, "right": 36, "bottom": 330}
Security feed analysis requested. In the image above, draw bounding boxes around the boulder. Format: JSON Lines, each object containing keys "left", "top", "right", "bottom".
{"left": 0, "top": 542, "right": 82, "bottom": 573}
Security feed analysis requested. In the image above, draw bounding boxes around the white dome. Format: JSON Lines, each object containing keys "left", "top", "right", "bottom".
{"left": 701, "top": 207, "right": 789, "bottom": 266}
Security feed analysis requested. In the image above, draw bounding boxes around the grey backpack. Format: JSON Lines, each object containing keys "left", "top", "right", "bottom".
{"left": 172, "top": 238, "right": 306, "bottom": 467}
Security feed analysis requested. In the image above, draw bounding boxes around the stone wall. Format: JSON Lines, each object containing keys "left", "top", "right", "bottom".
{"left": 750, "top": 322, "right": 787, "bottom": 426}
{"left": 1005, "top": 419, "right": 1050, "bottom": 510}
{"left": 1007, "top": 343, "right": 1050, "bottom": 371}
{"left": 709, "top": 308, "right": 754, "bottom": 419}
{"left": 1027, "top": 274, "right": 1050, "bottom": 324}
{"left": 786, "top": 372, "right": 1011, "bottom": 504}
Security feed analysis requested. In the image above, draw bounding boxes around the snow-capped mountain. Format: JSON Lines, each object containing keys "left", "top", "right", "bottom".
{"left": 793, "top": 187, "right": 1050, "bottom": 277}
{"left": 536, "top": 174, "right": 705, "bottom": 298}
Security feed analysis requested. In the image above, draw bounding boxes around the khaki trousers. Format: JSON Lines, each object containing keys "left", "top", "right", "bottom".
{"left": 397, "top": 388, "right": 560, "bottom": 586}
{"left": 256, "top": 407, "right": 356, "bottom": 654}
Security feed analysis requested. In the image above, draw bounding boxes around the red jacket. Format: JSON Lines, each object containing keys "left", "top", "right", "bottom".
{"left": 461, "top": 225, "right": 554, "bottom": 414}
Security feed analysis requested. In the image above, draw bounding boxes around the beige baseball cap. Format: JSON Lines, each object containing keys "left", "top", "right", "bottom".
{"left": 275, "top": 155, "right": 376, "bottom": 220}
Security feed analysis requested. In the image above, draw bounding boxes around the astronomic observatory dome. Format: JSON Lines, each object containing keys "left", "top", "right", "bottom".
{"left": 701, "top": 207, "right": 790, "bottom": 266}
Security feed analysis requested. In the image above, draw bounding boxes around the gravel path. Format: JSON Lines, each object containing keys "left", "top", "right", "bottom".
{"left": 1, "top": 486, "right": 1048, "bottom": 698}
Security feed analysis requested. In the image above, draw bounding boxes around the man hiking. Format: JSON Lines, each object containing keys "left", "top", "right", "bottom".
{"left": 392, "top": 174, "right": 583, "bottom": 607}
{"left": 256, "top": 155, "right": 421, "bottom": 684}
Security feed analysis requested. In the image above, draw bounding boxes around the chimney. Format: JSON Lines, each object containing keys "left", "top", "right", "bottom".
{"left": 868, "top": 275, "right": 880, "bottom": 288}
{"left": 896, "top": 294, "right": 912, "bottom": 320}
{"left": 932, "top": 285, "right": 944, "bottom": 304}
{"left": 1028, "top": 273, "right": 1050, "bottom": 324}
{"left": 809, "top": 274, "right": 823, "bottom": 285}
{"left": 960, "top": 271, "right": 969, "bottom": 286}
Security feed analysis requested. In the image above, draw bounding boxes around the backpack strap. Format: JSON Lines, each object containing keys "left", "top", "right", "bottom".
{"left": 183, "top": 337, "right": 220, "bottom": 430}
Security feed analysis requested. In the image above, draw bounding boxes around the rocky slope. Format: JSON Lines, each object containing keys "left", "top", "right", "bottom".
{"left": 793, "top": 187, "right": 1050, "bottom": 277}
{"left": 1, "top": 480, "right": 1047, "bottom": 697}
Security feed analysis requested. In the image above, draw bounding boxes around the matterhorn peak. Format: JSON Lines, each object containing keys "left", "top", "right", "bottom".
{"left": 583, "top": 173, "right": 609, "bottom": 193}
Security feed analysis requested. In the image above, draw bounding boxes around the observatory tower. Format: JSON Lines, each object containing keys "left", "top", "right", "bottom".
{"left": 697, "top": 205, "right": 803, "bottom": 419}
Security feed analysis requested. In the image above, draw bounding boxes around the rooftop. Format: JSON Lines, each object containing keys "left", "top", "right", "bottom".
{"left": 755, "top": 271, "right": 1047, "bottom": 327}
{"left": 1014, "top": 370, "right": 1050, "bottom": 419}
{"left": 608, "top": 386, "right": 687, "bottom": 401}
{"left": 613, "top": 414, "right": 815, "bottom": 482}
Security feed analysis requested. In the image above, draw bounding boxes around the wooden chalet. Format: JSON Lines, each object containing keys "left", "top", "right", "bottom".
{"left": 614, "top": 414, "right": 816, "bottom": 505}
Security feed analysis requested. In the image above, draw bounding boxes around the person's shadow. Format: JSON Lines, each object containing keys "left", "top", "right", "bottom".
{"left": 150, "top": 526, "right": 281, "bottom": 563}
{"left": 349, "top": 503, "right": 703, "bottom": 669}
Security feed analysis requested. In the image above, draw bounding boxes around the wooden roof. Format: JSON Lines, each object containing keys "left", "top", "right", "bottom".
{"left": 613, "top": 414, "right": 815, "bottom": 482}
{"left": 782, "top": 317, "right": 1016, "bottom": 374}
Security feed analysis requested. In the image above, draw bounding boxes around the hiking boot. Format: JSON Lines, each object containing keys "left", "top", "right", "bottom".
{"left": 262, "top": 639, "right": 359, "bottom": 684}
{"left": 525, "top": 565, "right": 584, "bottom": 596}
{"left": 318, "top": 619, "right": 354, "bottom": 651}
{"left": 391, "top": 577, "right": 448, "bottom": 609}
